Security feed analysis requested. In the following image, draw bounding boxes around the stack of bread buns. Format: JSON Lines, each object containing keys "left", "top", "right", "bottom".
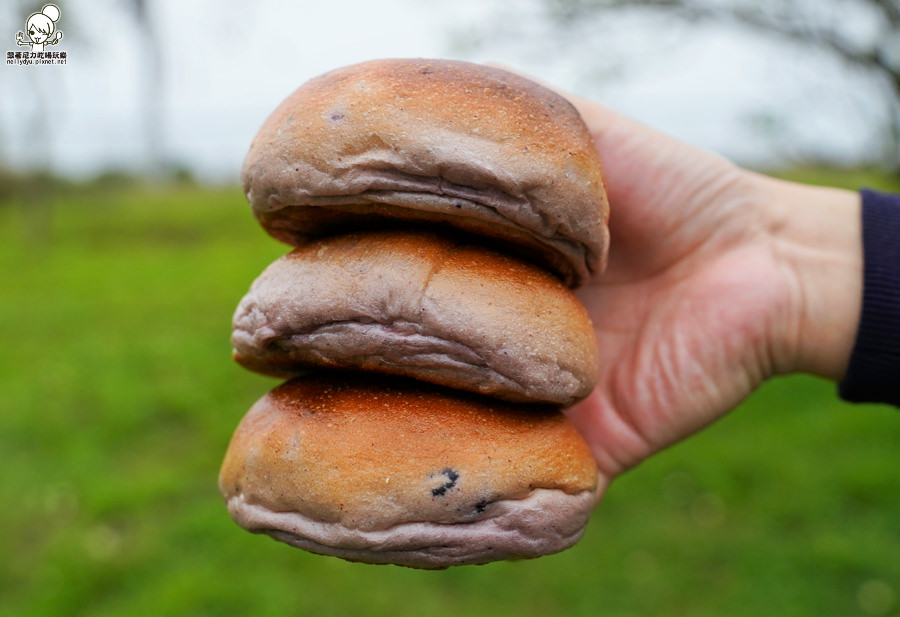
{"left": 218, "top": 59, "right": 610, "bottom": 569}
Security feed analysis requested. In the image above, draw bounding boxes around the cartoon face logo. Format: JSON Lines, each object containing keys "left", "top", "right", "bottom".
{"left": 16, "top": 4, "right": 63, "bottom": 52}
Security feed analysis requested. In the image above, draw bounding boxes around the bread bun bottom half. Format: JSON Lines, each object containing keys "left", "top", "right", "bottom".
{"left": 218, "top": 373, "right": 600, "bottom": 569}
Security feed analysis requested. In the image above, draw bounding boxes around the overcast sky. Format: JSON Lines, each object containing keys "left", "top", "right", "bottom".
{"left": 0, "top": 0, "right": 880, "bottom": 181}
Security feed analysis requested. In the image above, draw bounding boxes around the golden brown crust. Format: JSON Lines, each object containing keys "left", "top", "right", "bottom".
{"left": 218, "top": 373, "right": 598, "bottom": 531}
{"left": 240, "top": 58, "right": 609, "bottom": 287}
{"left": 230, "top": 230, "right": 599, "bottom": 405}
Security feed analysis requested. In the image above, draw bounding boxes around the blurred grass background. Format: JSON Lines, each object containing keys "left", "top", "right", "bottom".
{"left": 1, "top": 168, "right": 899, "bottom": 617}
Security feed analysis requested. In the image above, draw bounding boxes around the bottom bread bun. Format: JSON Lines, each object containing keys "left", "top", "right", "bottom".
{"left": 218, "top": 373, "right": 600, "bottom": 569}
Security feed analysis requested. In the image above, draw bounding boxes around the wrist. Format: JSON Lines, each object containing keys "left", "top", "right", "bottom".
{"left": 755, "top": 175, "right": 862, "bottom": 381}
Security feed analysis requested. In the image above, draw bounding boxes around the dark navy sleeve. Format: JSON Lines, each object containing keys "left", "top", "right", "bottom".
{"left": 838, "top": 189, "right": 900, "bottom": 407}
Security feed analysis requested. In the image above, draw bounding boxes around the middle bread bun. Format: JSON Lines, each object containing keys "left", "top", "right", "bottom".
{"left": 232, "top": 230, "right": 599, "bottom": 406}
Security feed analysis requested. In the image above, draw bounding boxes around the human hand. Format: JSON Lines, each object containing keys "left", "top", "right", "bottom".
{"left": 558, "top": 92, "right": 862, "bottom": 480}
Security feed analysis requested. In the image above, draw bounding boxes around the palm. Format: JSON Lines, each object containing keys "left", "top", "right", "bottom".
{"left": 565, "top": 100, "right": 794, "bottom": 479}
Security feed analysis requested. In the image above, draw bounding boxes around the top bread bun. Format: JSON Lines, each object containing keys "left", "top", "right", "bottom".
{"left": 241, "top": 58, "right": 609, "bottom": 287}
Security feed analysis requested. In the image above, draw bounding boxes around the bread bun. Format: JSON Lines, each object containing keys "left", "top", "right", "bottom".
{"left": 240, "top": 58, "right": 609, "bottom": 287}
{"left": 218, "top": 374, "right": 600, "bottom": 569}
{"left": 231, "top": 230, "right": 599, "bottom": 406}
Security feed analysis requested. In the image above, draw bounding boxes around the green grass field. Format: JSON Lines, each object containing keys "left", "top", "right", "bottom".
{"left": 1, "top": 169, "right": 899, "bottom": 617}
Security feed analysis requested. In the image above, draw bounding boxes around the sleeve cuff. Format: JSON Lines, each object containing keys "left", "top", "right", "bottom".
{"left": 838, "top": 189, "right": 900, "bottom": 407}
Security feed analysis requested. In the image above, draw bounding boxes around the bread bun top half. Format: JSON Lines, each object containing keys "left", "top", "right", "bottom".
{"left": 241, "top": 58, "right": 609, "bottom": 287}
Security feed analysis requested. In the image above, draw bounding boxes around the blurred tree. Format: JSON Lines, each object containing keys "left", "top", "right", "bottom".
{"left": 484, "top": 0, "right": 900, "bottom": 169}
{"left": 1, "top": 0, "right": 86, "bottom": 173}
{"left": 9, "top": 0, "right": 59, "bottom": 171}
{"left": 4, "top": 0, "right": 73, "bottom": 242}
{"left": 125, "top": 0, "right": 166, "bottom": 178}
